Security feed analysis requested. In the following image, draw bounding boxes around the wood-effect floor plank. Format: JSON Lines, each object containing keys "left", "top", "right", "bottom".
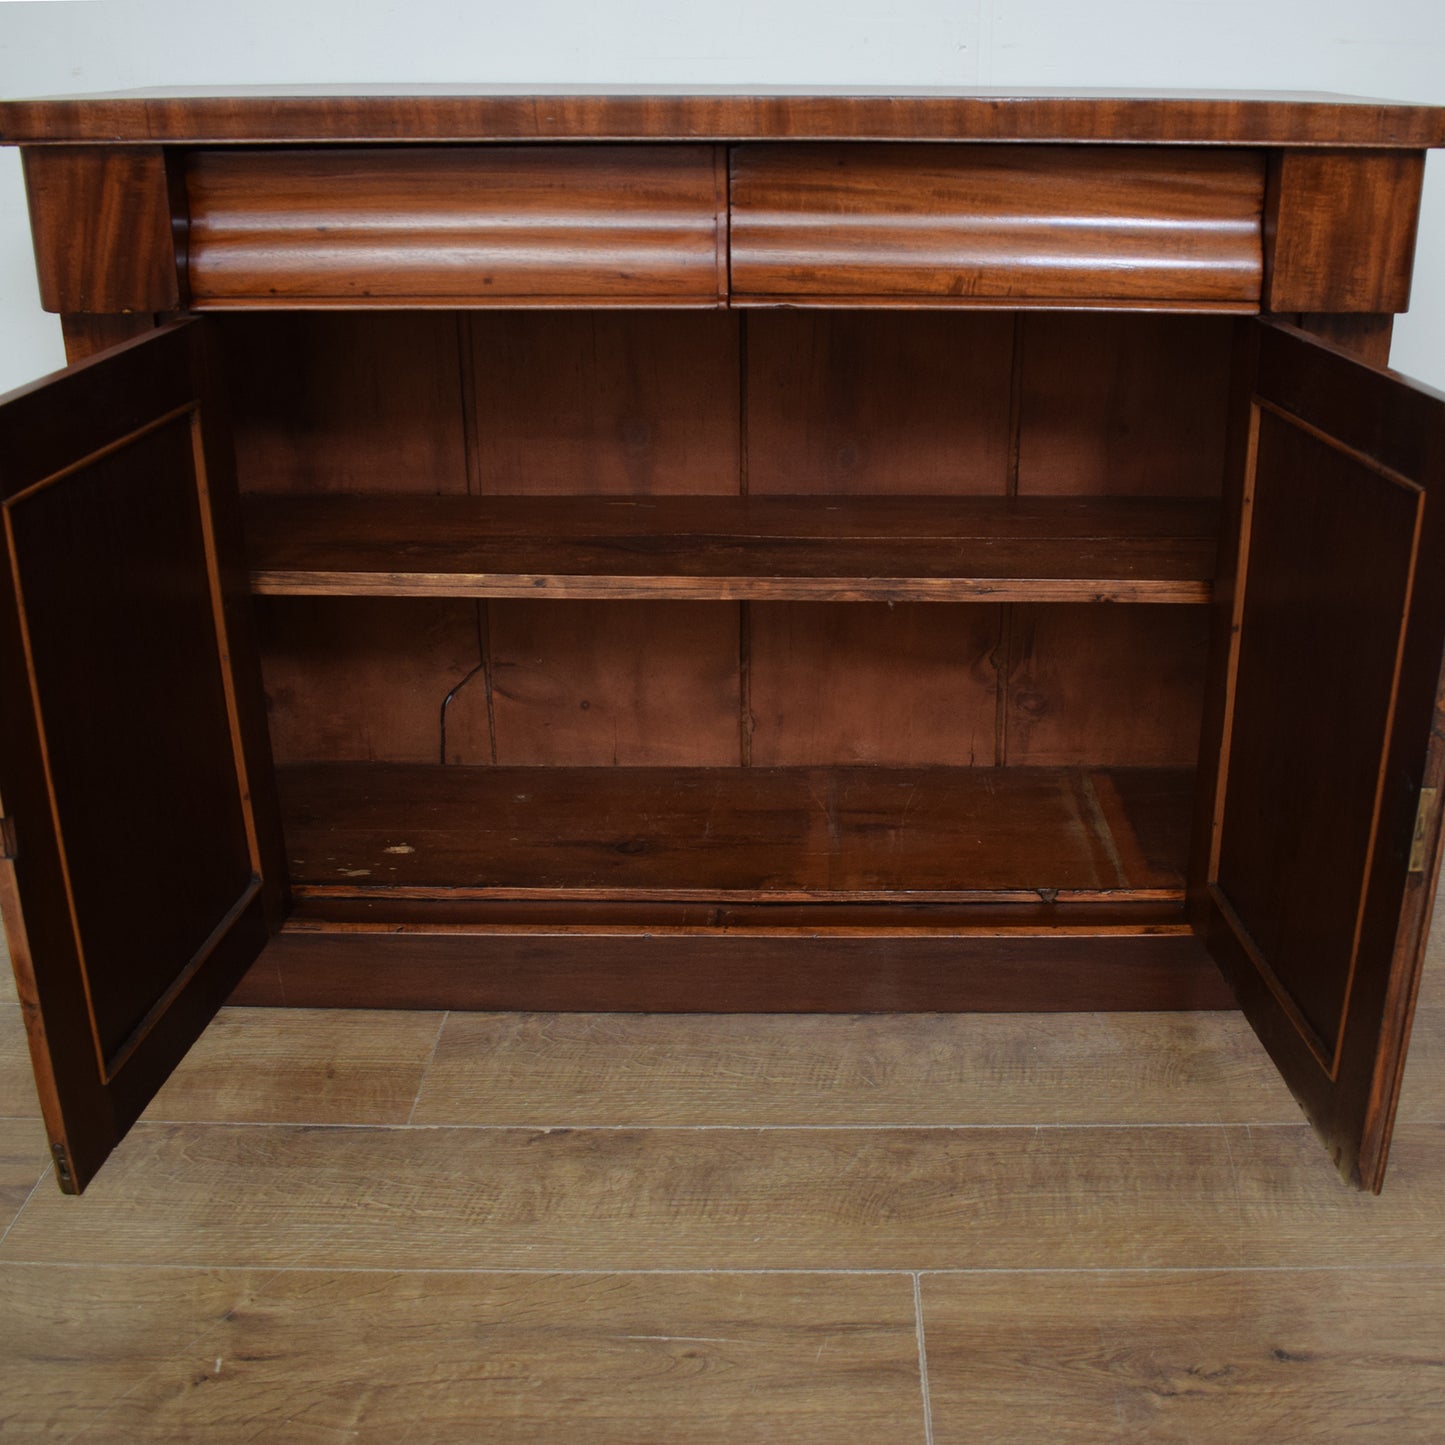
{"left": 141, "top": 1007, "right": 446, "bottom": 1125}
{"left": 0, "top": 1265, "right": 924, "bottom": 1444}
{"left": 922, "top": 1268, "right": 1445, "bottom": 1443}
{"left": 411, "top": 1011, "right": 1294, "bottom": 1127}
{"left": 6, "top": 1121, "right": 1443, "bottom": 1272}
{"left": 0, "top": 1002, "right": 40, "bottom": 1119}
{"left": 0, "top": 1117, "right": 48, "bottom": 1236}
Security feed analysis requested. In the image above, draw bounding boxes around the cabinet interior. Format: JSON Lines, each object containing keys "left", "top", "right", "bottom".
{"left": 221, "top": 308, "right": 1231, "bottom": 914}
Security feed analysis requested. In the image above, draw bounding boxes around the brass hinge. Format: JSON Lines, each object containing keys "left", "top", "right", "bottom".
{"left": 49, "top": 1141, "right": 72, "bottom": 1188}
{"left": 1409, "top": 787, "right": 1439, "bottom": 874}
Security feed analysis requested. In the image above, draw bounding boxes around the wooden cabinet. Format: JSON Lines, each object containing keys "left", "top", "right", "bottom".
{"left": 2, "top": 89, "right": 1445, "bottom": 1195}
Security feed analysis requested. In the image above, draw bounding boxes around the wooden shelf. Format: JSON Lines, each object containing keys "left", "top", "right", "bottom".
{"left": 244, "top": 495, "right": 1219, "bottom": 604}
{"left": 278, "top": 763, "right": 1193, "bottom": 902}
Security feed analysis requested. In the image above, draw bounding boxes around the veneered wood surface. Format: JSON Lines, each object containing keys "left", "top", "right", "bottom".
{"left": 243, "top": 495, "right": 1220, "bottom": 603}
{"left": 186, "top": 147, "right": 726, "bottom": 306}
{"left": 731, "top": 146, "right": 1265, "bottom": 304}
{"left": 1298, "top": 311, "right": 1395, "bottom": 367}
{"left": 1216, "top": 406, "right": 1419, "bottom": 1062}
{"left": 276, "top": 762, "right": 1193, "bottom": 899}
{"left": 1204, "top": 322, "right": 1445, "bottom": 1191}
{"left": 745, "top": 312, "right": 1014, "bottom": 494}
{"left": 20, "top": 146, "right": 180, "bottom": 313}
{"left": 1265, "top": 150, "right": 1426, "bottom": 312}
{"left": 924, "top": 1269, "right": 1445, "bottom": 1443}
{"left": 59, "top": 313, "right": 159, "bottom": 364}
{"left": 5, "top": 88, "right": 1441, "bottom": 146}
{"left": 0, "top": 324, "right": 277, "bottom": 1192}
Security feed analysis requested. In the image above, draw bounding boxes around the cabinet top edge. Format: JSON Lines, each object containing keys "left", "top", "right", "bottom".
{"left": 2, "top": 87, "right": 1443, "bottom": 148}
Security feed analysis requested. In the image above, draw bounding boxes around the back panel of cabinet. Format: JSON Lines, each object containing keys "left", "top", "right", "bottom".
{"left": 223, "top": 310, "right": 1228, "bottom": 898}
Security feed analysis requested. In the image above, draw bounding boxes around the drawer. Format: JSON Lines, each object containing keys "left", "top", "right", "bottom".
{"left": 185, "top": 146, "right": 727, "bottom": 307}
{"left": 729, "top": 144, "right": 1266, "bottom": 308}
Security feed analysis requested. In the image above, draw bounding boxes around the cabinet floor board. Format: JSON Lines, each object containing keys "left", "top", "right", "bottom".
{"left": 279, "top": 762, "right": 1193, "bottom": 899}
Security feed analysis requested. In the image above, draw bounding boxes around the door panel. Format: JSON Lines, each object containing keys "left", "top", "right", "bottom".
{"left": 0, "top": 322, "right": 283, "bottom": 1192}
{"left": 1196, "top": 320, "right": 1445, "bottom": 1189}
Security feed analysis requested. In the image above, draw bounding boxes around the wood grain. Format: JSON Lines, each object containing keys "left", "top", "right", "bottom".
{"left": 140, "top": 1007, "right": 444, "bottom": 1125}
{"left": 0, "top": 1118, "right": 46, "bottom": 1234}
{"left": 244, "top": 495, "right": 1220, "bottom": 603}
{"left": 0, "top": 1266, "right": 924, "bottom": 1444}
{"left": 277, "top": 763, "right": 1193, "bottom": 898}
{"left": 469, "top": 312, "right": 741, "bottom": 495}
{"left": 20, "top": 146, "right": 180, "bottom": 313}
{"left": 745, "top": 311, "right": 1013, "bottom": 494}
{"left": 1264, "top": 149, "right": 1426, "bottom": 312}
{"left": 0, "top": 1004, "right": 40, "bottom": 1119}
{"left": 5, "top": 1121, "right": 1444, "bottom": 1270}
{"left": 1015, "top": 313, "right": 1235, "bottom": 496}
{"left": 488, "top": 601, "right": 741, "bottom": 765}
{"left": 1215, "top": 404, "right": 1421, "bottom": 1063}
{"left": 239, "top": 905, "right": 1224, "bottom": 1014}
{"left": 748, "top": 603, "right": 1002, "bottom": 766}
{"left": 5, "top": 89, "right": 1443, "bottom": 147}
{"left": 1004, "top": 606, "right": 1210, "bottom": 767}
{"left": 223, "top": 312, "right": 470, "bottom": 496}
{"left": 253, "top": 596, "right": 488, "bottom": 764}
{"left": 186, "top": 147, "right": 726, "bottom": 306}
{"left": 731, "top": 145, "right": 1264, "bottom": 304}
{"left": 410, "top": 1011, "right": 1297, "bottom": 1128}
{"left": 924, "top": 1268, "right": 1445, "bottom": 1444}
{"left": 59, "top": 313, "right": 158, "bottom": 364}
{"left": 0, "top": 324, "right": 279, "bottom": 1193}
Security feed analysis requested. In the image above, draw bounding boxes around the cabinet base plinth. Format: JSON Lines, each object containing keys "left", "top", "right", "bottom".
{"left": 234, "top": 913, "right": 1232, "bottom": 1012}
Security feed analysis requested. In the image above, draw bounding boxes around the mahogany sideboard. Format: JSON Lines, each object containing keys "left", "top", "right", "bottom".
{"left": 1, "top": 88, "right": 1444, "bottom": 1194}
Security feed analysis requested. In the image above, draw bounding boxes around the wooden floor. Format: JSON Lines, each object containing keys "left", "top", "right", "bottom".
{"left": 2, "top": 897, "right": 1444, "bottom": 1439}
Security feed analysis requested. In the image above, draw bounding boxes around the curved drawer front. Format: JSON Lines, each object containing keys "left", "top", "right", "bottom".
{"left": 730, "top": 144, "right": 1266, "bottom": 308}
{"left": 185, "top": 147, "right": 726, "bottom": 307}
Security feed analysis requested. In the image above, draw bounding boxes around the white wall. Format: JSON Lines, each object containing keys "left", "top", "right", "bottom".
{"left": 2, "top": 0, "right": 1444, "bottom": 392}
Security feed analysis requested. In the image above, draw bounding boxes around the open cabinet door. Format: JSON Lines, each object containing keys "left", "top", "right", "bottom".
{"left": 0, "top": 323, "right": 283, "bottom": 1193}
{"left": 1196, "top": 320, "right": 1445, "bottom": 1191}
